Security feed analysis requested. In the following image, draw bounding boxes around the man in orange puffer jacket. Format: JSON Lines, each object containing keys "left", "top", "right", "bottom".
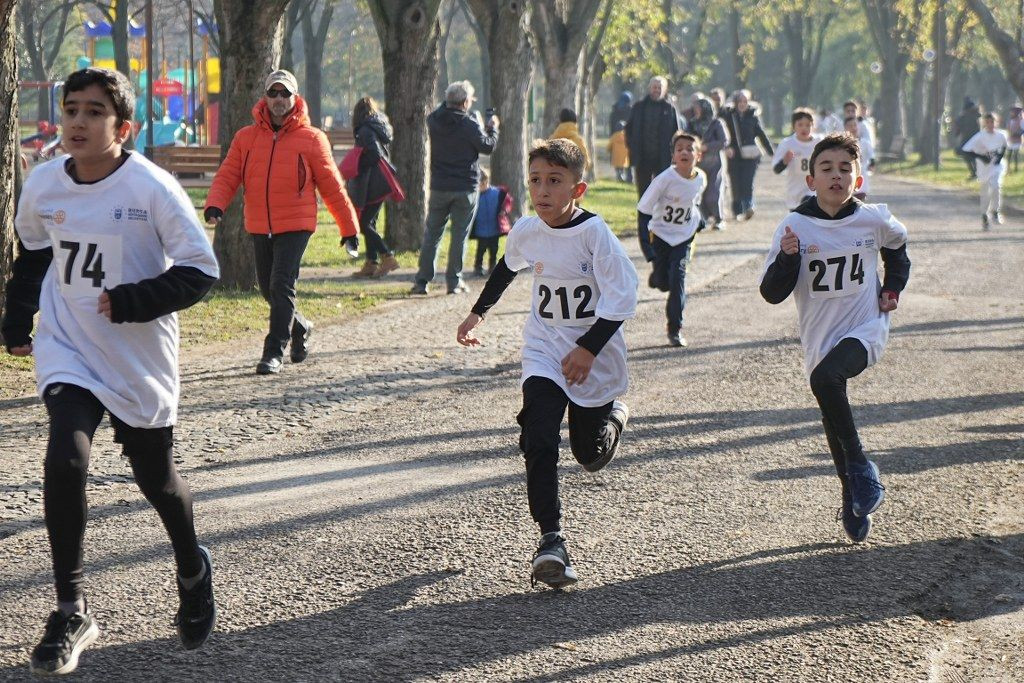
{"left": 205, "top": 70, "right": 359, "bottom": 375}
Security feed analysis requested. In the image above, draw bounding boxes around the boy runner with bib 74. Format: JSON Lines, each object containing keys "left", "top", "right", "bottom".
{"left": 456, "top": 139, "right": 638, "bottom": 589}
{"left": 759, "top": 133, "right": 911, "bottom": 543}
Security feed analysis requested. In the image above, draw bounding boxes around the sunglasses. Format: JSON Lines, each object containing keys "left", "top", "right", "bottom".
{"left": 266, "top": 87, "right": 293, "bottom": 99}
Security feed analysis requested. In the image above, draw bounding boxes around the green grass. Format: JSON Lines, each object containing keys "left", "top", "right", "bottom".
{"left": 582, "top": 181, "right": 638, "bottom": 236}
{"left": 880, "top": 150, "right": 1024, "bottom": 207}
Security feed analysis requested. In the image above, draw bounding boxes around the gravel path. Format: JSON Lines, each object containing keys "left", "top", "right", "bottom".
{"left": 1, "top": 168, "right": 1022, "bottom": 681}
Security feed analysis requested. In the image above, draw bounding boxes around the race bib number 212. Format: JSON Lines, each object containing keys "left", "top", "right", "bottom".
{"left": 533, "top": 276, "right": 598, "bottom": 326}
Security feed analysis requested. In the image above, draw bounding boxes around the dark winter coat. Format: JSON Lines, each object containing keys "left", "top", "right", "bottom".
{"left": 625, "top": 95, "right": 681, "bottom": 171}
{"left": 427, "top": 104, "right": 498, "bottom": 192}
{"left": 347, "top": 113, "right": 393, "bottom": 208}
{"left": 687, "top": 98, "right": 729, "bottom": 169}
{"left": 722, "top": 104, "right": 774, "bottom": 157}
{"left": 609, "top": 92, "right": 633, "bottom": 135}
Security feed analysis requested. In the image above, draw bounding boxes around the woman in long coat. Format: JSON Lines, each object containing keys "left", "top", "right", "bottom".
{"left": 687, "top": 96, "right": 729, "bottom": 229}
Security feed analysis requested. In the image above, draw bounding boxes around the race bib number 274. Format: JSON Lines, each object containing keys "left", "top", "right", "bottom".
{"left": 806, "top": 248, "right": 868, "bottom": 300}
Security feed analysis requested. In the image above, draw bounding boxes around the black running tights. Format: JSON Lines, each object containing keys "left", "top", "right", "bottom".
{"left": 42, "top": 383, "right": 202, "bottom": 603}
{"left": 809, "top": 338, "right": 869, "bottom": 485}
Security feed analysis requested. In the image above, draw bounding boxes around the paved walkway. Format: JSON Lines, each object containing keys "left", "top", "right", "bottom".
{"left": 1, "top": 168, "right": 1022, "bottom": 681}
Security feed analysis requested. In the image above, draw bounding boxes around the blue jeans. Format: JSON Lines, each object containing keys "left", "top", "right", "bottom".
{"left": 650, "top": 234, "right": 692, "bottom": 334}
{"left": 728, "top": 158, "right": 759, "bottom": 216}
{"left": 415, "top": 189, "right": 479, "bottom": 290}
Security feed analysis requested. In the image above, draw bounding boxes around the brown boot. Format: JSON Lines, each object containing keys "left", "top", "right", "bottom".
{"left": 372, "top": 254, "right": 400, "bottom": 278}
{"left": 352, "top": 261, "right": 378, "bottom": 278}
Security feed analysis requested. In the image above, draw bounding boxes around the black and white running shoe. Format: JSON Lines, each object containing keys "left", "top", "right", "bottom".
{"left": 29, "top": 609, "right": 99, "bottom": 675}
{"left": 531, "top": 532, "right": 579, "bottom": 589}
{"left": 175, "top": 545, "right": 217, "bottom": 650}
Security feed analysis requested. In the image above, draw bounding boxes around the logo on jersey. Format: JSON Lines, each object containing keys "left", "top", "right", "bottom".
{"left": 579, "top": 261, "right": 591, "bottom": 274}
{"left": 865, "top": 238, "right": 875, "bottom": 248}
{"left": 534, "top": 262, "right": 544, "bottom": 275}
{"left": 53, "top": 210, "right": 66, "bottom": 225}
{"left": 126, "top": 208, "right": 149, "bottom": 222}
{"left": 855, "top": 239, "right": 863, "bottom": 246}
{"left": 111, "top": 206, "right": 124, "bottom": 221}
{"left": 805, "top": 244, "right": 820, "bottom": 254}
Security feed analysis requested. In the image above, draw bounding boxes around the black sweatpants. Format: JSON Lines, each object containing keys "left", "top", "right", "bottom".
{"left": 252, "top": 231, "right": 312, "bottom": 359}
{"left": 516, "top": 376, "right": 622, "bottom": 534}
{"left": 473, "top": 236, "right": 500, "bottom": 271}
{"left": 42, "top": 383, "right": 202, "bottom": 603}
{"left": 809, "top": 338, "right": 869, "bottom": 487}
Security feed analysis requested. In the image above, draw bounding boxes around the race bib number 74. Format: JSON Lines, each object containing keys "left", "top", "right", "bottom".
{"left": 53, "top": 231, "right": 123, "bottom": 298}
{"left": 533, "top": 276, "right": 598, "bottom": 326}
{"left": 805, "top": 248, "right": 868, "bottom": 300}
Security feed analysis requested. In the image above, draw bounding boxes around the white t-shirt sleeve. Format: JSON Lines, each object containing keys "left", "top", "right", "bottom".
{"left": 873, "top": 204, "right": 908, "bottom": 249}
{"left": 961, "top": 132, "right": 983, "bottom": 154}
{"left": 503, "top": 217, "right": 531, "bottom": 271}
{"left": 155, "top": 183, "right": 220, "bottom": 278}
{"left": 636, "top": 173, "right": 664, "bottom": 215}
{"left": 591, "top": 227, "right": 638, "bottom": 321}
{"left": 762, "top": 219, "right": 788, "bottom": 275}
{"left": 14, "top": 173, "right": 49, "bottom": 250}
{"left": 771, "top": 138, "right": 790, "bottom": 166}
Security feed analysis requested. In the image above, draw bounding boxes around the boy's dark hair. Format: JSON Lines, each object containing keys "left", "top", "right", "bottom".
{"left": 63, "top": 68, "right": 135, "bottom": 126}
{"left": 791, "top": 107, "right": 814, "bottom": 126}
{"left": 671, "top": 130, "right": 701, "bottom": 149}
{"left": 528, "top": 138, "right": 585, "bottom": 181}
{"left": 843, "top": 100, "right": 858, "bottom": 110}
{"left": 809, "top": 133, "right": 861, "bottom": 175}
{"left": 479, "top": 167, "right": 489, "bottom": 183}
{"left": 559, "top": 108, "right": 577, "bottom": 123}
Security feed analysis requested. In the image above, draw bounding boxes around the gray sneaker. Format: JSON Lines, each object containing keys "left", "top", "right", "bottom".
{"left": 531, "top": 532, "right": 578, "bottom": 589}
{"left": 30, "top": 610, "right": 100, "bottom": 675}
{"left": 580, "top": 401, "right": 629, "bottom": 473}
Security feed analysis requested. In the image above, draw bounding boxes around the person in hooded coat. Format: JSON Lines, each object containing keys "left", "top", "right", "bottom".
{"left": 348, "top": 96, "right": 400, "bottom": 279}
{"left": 687, "top": 95, "right": 730, "bottom": 229}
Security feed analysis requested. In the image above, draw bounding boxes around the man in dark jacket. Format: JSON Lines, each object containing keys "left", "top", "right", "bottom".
{"left": 412, "top": 80, "right": 499, "bottom": 295}
{"left": 625, "top": 76, "right": 680, "bottom": 261}
{"left": 954, "top": 97, "right": 981, "bottom": 180}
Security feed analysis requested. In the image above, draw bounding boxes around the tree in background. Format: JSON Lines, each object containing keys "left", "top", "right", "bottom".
{"left": 366, "top": 0, "right": 443, "bottom": 252}
{"left": 1, "top": 0, "right": 19, "bottom": 318}
{"left": 777, "top": 0, "right": 836, "bottom": 109}
{"left": 465, "top": 0, "right": 532, "bottom": 219}
{"left": 657, "top": 0, "right": 713, "bottom": 90}
{"left": 916, "top": 0, "right": 973, "bottom": 165}
{"left": 300, "top": 0, "right": 337, "bottom": 128}
{"left": 967, "top": 0, "right": 1024, "bottom": 102}
{"left": 91, "top": 0, "right": 136, "bottom": 78}
{"left": 212, "top": 0, "right": 291, "bottom": 289}
{"left": 859, "top": 0, "right": 926, "bottom": 152}
{"left": 18, "top": 0, "right": 79, "bottom": 119}
{"left": 531, "top": 0, "right": 604, "bottom": 134}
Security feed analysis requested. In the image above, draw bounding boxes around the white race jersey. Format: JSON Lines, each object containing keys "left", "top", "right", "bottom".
{"left": 637, "top": 166, "right": 706, "bottom": 245}
{"left": 504, "top": 211, "right": 638, "bottom": 406}
{"left": 762, "top": 203, "right": 908, "bottom": 379}
{"left": 15, "top": 152, "right": 219, "bottom": 427}
{"left": 772, "top": 134, "right": 822, "bottom": 210}
{"left": 962, "top": 129, "right": 1009, "bottom": 182}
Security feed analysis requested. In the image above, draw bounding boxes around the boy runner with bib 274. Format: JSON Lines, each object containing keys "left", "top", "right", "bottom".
{"left": 759, "top": 133, "right": 911, "bottom": 543}
{"left": 456, "top": 139, "right": 638, "bottom": 589}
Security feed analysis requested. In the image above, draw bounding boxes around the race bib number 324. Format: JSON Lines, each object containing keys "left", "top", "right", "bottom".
{"left": 533, "top": 276, "right": 598, "bottom": 326}
{"left": 53, "top": 231, "right": 123, "bottom": 298}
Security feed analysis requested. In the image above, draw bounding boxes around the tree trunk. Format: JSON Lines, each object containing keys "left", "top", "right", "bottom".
{"left": 367, "top": 0, "right": 443, "bottom": 252}
{"left": 876, "top": 62, "right": 907, "bottom": 153}
{"left": 302, "top": 0, "right": 335, "bottom": 128}
{"left": 280, "top": 0, "right": 302, "bottom": 73}
{"left": 966, "top": 0, "right": 1024, "bottom": 101}
{"left": 729, "top": 2, "right": 744, "bottom": 91}
{"left": 1, "top": 0, "right": 18, "bottom": 318}
{"left": 530, "top": 0, "right": 603, "bottom": 134}
{"left": 907, "top": 62, "right": 927, "bottom": 144}
{"left": 458, "top": 0, "right": 490, "bottom": 108}
{"left": 435, "top": 0, "right": 458, "bottom": 102}
{"left": 213, "top": 0, "right": 291, "bottom": 290}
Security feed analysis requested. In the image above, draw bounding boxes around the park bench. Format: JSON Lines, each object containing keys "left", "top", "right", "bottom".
{"left": 152, "top": 145, "right": 223, "bottom": 177}
{"left": 327, "top": 127, "right": 355, "bottom": 151}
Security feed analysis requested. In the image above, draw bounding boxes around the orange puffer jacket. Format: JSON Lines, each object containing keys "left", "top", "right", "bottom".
{"left": 205, "top": 96, "right": 358, "bottom": 237}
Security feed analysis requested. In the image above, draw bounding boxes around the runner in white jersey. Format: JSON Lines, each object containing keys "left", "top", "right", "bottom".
{"left": 772, "top": 108, "right": 822, "bottom": 210}
{"left": 457, "top": 139, "right": 637, "bottom": 589}
{"left": 961, "top": 112, "right": 1009, "bottom": 229}
{"left": 760, "top": 133, "right": 910, "bottom": 545}
{"left": 1, "top": 68, "right": 218, "bottom": 675}
{"left": 637, "top": 131, "right": 707, "bottom": 346}
{"left": 845, "top": 116, "right": 875, "bottom": 197}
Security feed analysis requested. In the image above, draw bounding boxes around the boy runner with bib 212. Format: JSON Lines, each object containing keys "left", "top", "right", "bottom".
{"left": 759, "top": 133, "right": 910, "bottom": 543}
{"left": 456, "top": 139, "right": 638, "bottom": 589}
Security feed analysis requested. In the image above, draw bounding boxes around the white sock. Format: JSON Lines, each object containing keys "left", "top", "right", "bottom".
{"left": 58, "top": 599, "right": 86, "bottom": 616}
{"left": 179, "top": 563, "right": 207, "bottom": 591}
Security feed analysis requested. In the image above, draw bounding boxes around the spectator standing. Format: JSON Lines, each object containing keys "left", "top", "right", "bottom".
{"left": 347, "top": 96, "right": 400, "bottom": 279}
{"left": 686, "top": 95, "right": 730, "bottom": 229}
{"left": 722, "top": 89, "right": 774, "bottom": 221}
{"left": 625, "top": 76, "right": 681, "bottom": 261}
{"left": 411, "top": 81, "right": 498, "bottom": 295}
{"left": 954, "top": 97, "right": 982, "bottom": 180}
{"left": 549, "top": 108, "right": 590, "bottom": 171}
{"left": 204, "top": 70, "right": 358, "bottom": 375}
{"left": 609, "top": 92, "right": 633, "bottom": 183}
